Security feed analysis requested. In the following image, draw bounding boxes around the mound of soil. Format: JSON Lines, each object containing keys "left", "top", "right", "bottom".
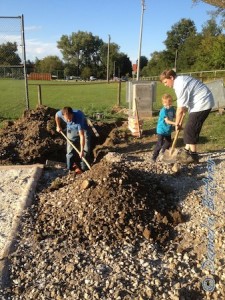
{"left": 0, "top": 105, "right": 118, "bottom": 166}
{"left": 1, "top": 106, "right": 224, "bottom": 299}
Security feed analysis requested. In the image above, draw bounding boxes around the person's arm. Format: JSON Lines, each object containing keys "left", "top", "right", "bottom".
{"left": 164, "top": 117, "right": 176, "bottom": 126}
{"left": 175, "top": 107, "right": 186, "bottom": 130}
{"left": 79, "top": 129, "right": 85, "bottom": 158}
{"left": 55, "top": 113, "right": 62, "bottom": 132}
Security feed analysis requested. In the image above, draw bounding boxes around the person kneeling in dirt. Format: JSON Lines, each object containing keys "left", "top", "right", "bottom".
{"left": 55, "top": 107, "right": 91, "bottom": 172}
{"left": 160, "top": 69, "right": 215, "bottom": 164}
{"left": 152, "top": 93, "right": 176, "bottom": 162}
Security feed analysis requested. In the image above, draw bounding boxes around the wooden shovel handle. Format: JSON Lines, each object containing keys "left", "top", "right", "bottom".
{"left": 170, "top": 113, "right": 185, "bottom": 152}
{"left": 60, "top": 131, "right": 91, "bottom": 170}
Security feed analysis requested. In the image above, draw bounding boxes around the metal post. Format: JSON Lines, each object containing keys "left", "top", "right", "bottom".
{"left": 117, "top": 80, "right": 121, "bottom": 106}
{"left": 174, "top": 49, "right": 178, "bottom": 72}
{"left": 21, "top": 14, "right": 30, "bottom": 110}
{"left": 113, "top": 61, "right": 116, "bottom": 78}
{"left": 137, "top": 0, "right": 146, "bottom": 81}
{"left": 107, "top": 34, "right": 111, "bottom": 83}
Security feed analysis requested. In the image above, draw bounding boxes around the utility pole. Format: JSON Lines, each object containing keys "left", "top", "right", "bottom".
{"left": 107, "top": 34, "right": 111, "bottom": 83}
{"left": 136, "top": 0, "right": 146, "bottom": 81}
{"left": 174, "top": 49, "right": 178, "bottom": 72}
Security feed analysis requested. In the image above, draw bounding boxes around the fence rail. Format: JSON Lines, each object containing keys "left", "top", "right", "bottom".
{"left": 142, "top": 70, "right": 225, "bottom": 82}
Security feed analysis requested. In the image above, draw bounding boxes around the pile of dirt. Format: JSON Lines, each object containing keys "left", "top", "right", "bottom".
{"left": 1, "top": 157, "right": 185, "bottom": 299}
{"left": 0, "top": 105, "right": 118, "bottom": 166}
{"left": 2, "top": 106, "right": 224, "bottom": 299}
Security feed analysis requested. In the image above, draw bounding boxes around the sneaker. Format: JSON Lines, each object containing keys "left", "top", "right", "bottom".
{"left": 71, "top": 163, "right": 83, "bottom": 174}
{"left": 177, "top": 148, "right": 189, "bottom": 161}
{"left": 189, "top": 151, "right": 199, "bottom": 164}
{"left": 178, "top": 149, "right": 199, "bottom": 164}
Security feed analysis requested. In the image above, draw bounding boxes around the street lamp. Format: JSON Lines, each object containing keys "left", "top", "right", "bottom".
{"left": 137, "top": 0, "right": 146, "bottom": 81}
{"left": 174, "top": 49, "right": 178, "bottom": 72}
{"left": 107, "top": 34, "right": 111, "bottom": 83}
{"left": 113, "top": 61, "right": 116, "bottom": 78}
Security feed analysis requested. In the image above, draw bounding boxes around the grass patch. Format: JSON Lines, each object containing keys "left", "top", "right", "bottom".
{"left": 1, "top": 79, "right": 225, "bottom": 153}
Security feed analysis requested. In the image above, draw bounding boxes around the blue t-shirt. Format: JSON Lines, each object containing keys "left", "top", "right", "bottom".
{"left": 56, "top": 109, "right": 88, "bottom": 131}
{"left": 156, "top": 106, "right": 175, "bottom": 136}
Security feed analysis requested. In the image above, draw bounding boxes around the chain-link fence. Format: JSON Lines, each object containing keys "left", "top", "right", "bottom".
{"left": 0, "top": 15, "right": 29, "bottom": 122}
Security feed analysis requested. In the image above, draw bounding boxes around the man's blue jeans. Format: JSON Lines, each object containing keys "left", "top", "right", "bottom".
{"left": 66, "top": 128, "right": 91, "bottom": 171}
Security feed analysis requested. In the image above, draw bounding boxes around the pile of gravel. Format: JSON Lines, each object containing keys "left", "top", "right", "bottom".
{"left": 1, "top": 150, "right": 224, "bottom": 299}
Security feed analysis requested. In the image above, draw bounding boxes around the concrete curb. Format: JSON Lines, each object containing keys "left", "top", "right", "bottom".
{"left": 0, "top": 164, "right": 44, "bottom": 288}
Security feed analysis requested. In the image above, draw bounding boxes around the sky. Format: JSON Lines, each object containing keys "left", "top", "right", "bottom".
{"left": 0, "top": 0, "right": 221, "bottom": 64}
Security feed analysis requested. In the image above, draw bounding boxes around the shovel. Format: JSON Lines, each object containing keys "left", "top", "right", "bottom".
{"left": 162, "top": 114, "right": 185, "bottom": 163}
{"left": 60, "top": 131, "right": 91, "bottom": 170}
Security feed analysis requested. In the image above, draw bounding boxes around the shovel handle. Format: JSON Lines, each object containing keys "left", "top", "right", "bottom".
{"left": 60, "top": 131, "right": 91, "bottom": 170}
{"left": 170, "top": 113, "right": 185, "bottom": 152}
{"left": 87, "top": 118, "right": 100, "bottom": 137}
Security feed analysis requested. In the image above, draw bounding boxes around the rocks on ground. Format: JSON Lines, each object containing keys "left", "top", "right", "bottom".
{"left": 0, "top": 106, "right": 225, "bottom": 299}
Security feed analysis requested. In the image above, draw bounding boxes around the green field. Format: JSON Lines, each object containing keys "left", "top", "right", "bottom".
{"left": 0, "top": 78, "right": 225, "bottom": 152}
{"left": 0, "top": 79, "right": 129, "bottom": 120}
{"left": 0, "top": 78, "right": 173, "bottom": 118}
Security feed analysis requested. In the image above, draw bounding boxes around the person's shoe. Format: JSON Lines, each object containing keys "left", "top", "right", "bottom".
{"left": 177, "top": 148, "right": 189, "bottom": 161}
{"left": 178, "top": 149, "right": 199, "bottom": 164}
{"left": 188, "top": 151, "right": 199, "bottom": 164}
{"left": 71, "top": 163, "right": 83, "bottom": 174}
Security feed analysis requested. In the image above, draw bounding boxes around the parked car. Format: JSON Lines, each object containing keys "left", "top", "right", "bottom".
{"left": 90, "top": 76, "right": 97, "bottom": 81}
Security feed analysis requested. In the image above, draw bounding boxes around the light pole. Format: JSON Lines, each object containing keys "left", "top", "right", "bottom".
{"left": 107, "top": 34, "right": 111, "bottom": 83}
{"left": 136, "top": 0, "right": 146, "bottom": 81}
{"left": 113, "top": 61, "right": 116, "bottom": 78}
{"left": 174, "top": 49, "right": 178, "bottom": 72}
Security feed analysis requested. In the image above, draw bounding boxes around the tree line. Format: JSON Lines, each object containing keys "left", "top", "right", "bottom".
{"left": 142, "top": 17, "right": 225, "bottom": 77}
{"left": 0, "top": 9, "right": 224, "bottom": 80}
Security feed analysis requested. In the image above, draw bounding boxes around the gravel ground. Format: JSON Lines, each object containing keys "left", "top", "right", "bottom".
{"left": 0, "top": 165, "right": 43, "bottom": 260}
{"left": 0, "top": 150, "right": 224, "bottom": 300}
{"left": 0, "top": 106, "right": 224, "bottom": 299}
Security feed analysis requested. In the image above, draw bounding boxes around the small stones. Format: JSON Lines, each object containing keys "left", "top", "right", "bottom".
{"left": 142, "top": 228, "right": 151, "bottom": 240}
{"left": 1, "top": 144, "right": 225, "bottom": 299}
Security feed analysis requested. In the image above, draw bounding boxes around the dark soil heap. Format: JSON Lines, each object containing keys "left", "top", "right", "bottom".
{"left": 0, "top": 106, "right": 64, "bottom": 164}
{"left": 3, "top": 158, "right": 184, "bottom": 299}
{"left": 0, "top": 105, "right": 117, "bottom": 165}
{"left": 2, "top": 106, "right": 203, "bottom": 299}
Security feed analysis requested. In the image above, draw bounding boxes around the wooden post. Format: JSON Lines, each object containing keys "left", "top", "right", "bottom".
{"left": 134, "top": 97, "right": 141, "bottom": 138}
{"left": 37, "top": 85, "right": 42, "bottom": 106}
{"left": 117, "top": 80, "right": 121, "bottom": 106}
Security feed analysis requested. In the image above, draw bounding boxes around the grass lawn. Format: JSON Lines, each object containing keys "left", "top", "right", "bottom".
{"left": 1, "top": 79, "right": 225, "bottom": 153}
{"left": 0, "top": 80, "right": 128, "bottom": 120}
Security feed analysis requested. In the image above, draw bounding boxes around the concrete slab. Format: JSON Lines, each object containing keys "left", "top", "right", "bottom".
{"left": 0, "top": 164, "right": 44, "bottom": 288}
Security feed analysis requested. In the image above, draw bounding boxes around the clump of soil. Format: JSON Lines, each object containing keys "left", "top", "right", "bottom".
{"left": 0, "top": 105, "right": 118, "bottom": 165}
{"left": 0, "top": 106, "right": 192, "bottom": 299}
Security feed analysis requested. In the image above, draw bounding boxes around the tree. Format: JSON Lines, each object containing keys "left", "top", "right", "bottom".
{"left": 201, "top": 18, "right": 223, "bottom": 36}
{"left": 193, "top": 34, "right": 225, "bottom": 69}
{"left": 192, "top": 1, "right": 225, "bottom": 27}
{"left": 0, "top": 42, "right": 21, "bottom": 65}
{"left": 57, "top": 31, "right": 104, "bottom": 76}
{"left": 136, "top": 56, "right": 148, "bottom": 71}
{"left": 99, "top": 42, "right": 120, "bottom": 78}
{"left": 142, "top": 51, "right": 173, "bottom": 76}
{"left": 35, "top": 56, "right": 64, "bottom": 74}
{"left": 192, "top": 0, "right": 225, "bottom": 9}
{"left": 164, "top": 18, "right": 197, "bottom": 53}
{"left": 116, "top": 53, "right": 132, "bottom": 77}
{"left": 176, "top": 34, "right": 202, "bottom": 71}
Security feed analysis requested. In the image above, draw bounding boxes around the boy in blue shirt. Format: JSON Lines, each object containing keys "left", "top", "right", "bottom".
{"left": 152, "top": 94, "right": 176, "bottom": 162}
{"left": 55, "top": 107, "right": 91, "bottom": 171}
